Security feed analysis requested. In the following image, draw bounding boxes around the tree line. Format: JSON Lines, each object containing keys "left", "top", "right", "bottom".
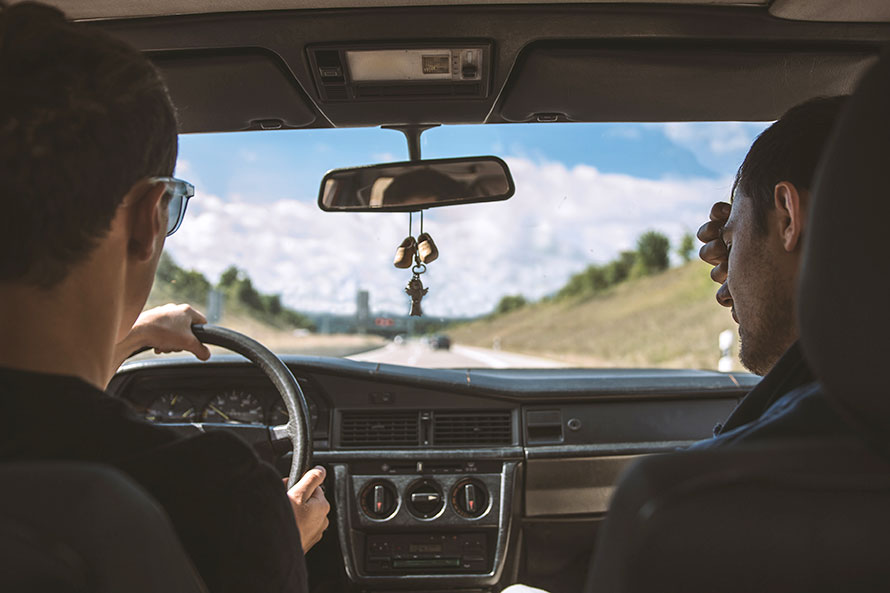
{"left": 155, "top": 253, "right": 315, "bottom": 330}
{"left": 492, "top": 230, "right": 695, "bottom": 316}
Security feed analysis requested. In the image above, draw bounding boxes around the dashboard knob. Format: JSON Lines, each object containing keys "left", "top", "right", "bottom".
{"left": 360, "top": 480, "right": 397, "bottom": 520}
{"left": 406, "top": 479, "right": 445, "bottom": 519}
{"left": 452, "top": 478, "right": 488, "bottom": 518}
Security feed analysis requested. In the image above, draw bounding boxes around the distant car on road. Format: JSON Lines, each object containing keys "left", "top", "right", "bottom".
{"left": 428, "top": 334, "right": 451, "bottom": 350}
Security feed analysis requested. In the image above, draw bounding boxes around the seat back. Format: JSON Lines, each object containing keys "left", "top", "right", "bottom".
{"left": 0, "top": 462, "right": 207, "bottom": 593}
{"left": 797, "top": 46, "right": 890, "bottom": 458}
{"left": 585, "top": 440, "right": 890, "bottom": 592}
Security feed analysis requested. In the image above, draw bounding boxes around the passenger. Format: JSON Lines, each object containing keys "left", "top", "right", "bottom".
{"left": 692, "top": 95, "right": 853, "bottom": 447}
{"left": 503, "top": 96, "right": 854, "bottom": 593}
{"left": 0, "top": 3, "right": 327, "bottom": 593}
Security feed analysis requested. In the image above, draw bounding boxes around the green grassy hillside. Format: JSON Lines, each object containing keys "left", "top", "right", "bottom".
{"left": 449, "top": 260, "right": 741, "bottom": 370}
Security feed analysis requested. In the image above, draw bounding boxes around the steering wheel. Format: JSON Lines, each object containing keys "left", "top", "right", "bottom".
{"left": 188, "top": 324, "right": 312, "bottom": 488}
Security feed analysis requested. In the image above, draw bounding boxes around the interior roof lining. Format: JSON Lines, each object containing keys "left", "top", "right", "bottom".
{"left": 21, "top": 0, "right": 771, "bottom": 22}
{"left": 85, "top": 4, "right": 890, "bottom": 130}
{"left": 769, "top": 0, "right": 890, "bottom": 23}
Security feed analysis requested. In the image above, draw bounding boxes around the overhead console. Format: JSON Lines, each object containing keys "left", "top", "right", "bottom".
{"left": 306, "top": 42, "right": 493, "bottom": 125}
{"left": 308, "top": 42, "right": 491, "bottom": 102}
{"left": 499, "top": 40, "right": 880, "bottom": 123}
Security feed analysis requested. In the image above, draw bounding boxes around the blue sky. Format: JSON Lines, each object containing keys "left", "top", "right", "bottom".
{"left": 167, "top": 121, "right": 768, "bottom": 317}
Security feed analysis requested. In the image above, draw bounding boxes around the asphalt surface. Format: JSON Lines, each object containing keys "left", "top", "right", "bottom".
{"left": 348, "top": 339, "right": 567, "bottom": 369}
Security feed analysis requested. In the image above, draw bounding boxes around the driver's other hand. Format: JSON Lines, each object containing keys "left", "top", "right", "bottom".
{"left": 137, "top": 303, "right": 211, "bottom": 360}
{"left": 285, "top": 466, "right": 331, "bottom": 553}
{"left": 697, "top": 201, "right": 731, "bottom": 285}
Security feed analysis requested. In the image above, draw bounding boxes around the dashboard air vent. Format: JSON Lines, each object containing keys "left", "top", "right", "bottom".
{"left": 340, "top": 411, "right": 418, "bottom": 447}
{"left": 433, "top": 411, "right": 513, "bottom": 446}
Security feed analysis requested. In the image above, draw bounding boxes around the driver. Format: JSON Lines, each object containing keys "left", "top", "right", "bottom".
{"left": 0, "top": 3, "right": 328, "bottom": 592}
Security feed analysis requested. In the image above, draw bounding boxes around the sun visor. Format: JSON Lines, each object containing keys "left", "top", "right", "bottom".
{"left": 770, "top": 0, "right": 890, "bottom": 23}
{"left": 150, "top": 49, "right": 317, "bottom": 133}
{"left": 499, "top": 42, "right": 879, "bottom": 123}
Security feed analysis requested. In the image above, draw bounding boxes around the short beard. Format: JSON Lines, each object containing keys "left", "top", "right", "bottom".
{"left": 738, "top": 286, "right": 797, "bottom": 376}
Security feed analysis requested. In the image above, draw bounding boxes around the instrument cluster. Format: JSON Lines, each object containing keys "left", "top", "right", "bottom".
{"left": 140, "top": 389, "right": 319, "bottom": 429}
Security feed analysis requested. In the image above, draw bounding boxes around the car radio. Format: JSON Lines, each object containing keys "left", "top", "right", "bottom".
{"left": 365, "top": 533, "right": 489, "bottom": 573}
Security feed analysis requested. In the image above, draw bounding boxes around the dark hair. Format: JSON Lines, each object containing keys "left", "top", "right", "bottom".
{"left": 733, "top": 95, "right": 847, "bottom": 233}
{"left": 0, "top": 1, "right": 178, "bottom": 287}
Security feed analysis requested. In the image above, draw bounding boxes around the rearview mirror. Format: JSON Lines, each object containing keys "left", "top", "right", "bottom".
{"left": 318, "top": 156, "right": 515, "bottom": 212}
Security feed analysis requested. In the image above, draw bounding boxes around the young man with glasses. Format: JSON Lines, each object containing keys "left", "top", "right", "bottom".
{"left": 0, "top": 3, "right": 328, "bottom": 592}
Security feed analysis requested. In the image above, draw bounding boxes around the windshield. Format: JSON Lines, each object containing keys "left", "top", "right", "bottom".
{"left": 151, "top": 122, "right": 768, "bottom": 370}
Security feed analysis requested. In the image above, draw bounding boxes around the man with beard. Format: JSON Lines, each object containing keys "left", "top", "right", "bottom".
{"left": 503, "top": 95, "right": 858, "bottom": 593}
{"left": 693, "top": 95, "right": 853, "bottom": 446}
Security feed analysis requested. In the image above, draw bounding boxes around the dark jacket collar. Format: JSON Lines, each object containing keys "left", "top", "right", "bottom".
{"left": 717, "top": 340, "right": 815, "bottom": 434}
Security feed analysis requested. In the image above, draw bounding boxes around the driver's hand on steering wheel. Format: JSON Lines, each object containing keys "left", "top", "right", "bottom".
{"left": 111, "top": 303, "right": 211, "bottom": 380}
{"left": 285, "top": 465, "right": 331, "bottom": 552}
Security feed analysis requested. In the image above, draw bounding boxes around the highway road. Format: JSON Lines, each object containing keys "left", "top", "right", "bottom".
{"left": 348, "top": 338, "right": 567, "bottom": 369}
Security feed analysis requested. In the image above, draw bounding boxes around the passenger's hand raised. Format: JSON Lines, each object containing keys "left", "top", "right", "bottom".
{"left": 697, "top": 201, "right": 731, "bottom": 284}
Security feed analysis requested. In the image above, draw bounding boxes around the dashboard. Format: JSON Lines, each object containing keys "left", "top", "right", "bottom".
{"left": 109, "top": 354, "right": 758, "bottom": 592}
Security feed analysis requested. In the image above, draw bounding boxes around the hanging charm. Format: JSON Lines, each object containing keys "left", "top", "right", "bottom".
{"left": 393, "top": 235, "right": 417, "bottom": 269}
{"left": 405, "top": 266, "right": 429, "bottom": 317}
{"left": 396, "top": 211, "right": 436, "bottom": 317}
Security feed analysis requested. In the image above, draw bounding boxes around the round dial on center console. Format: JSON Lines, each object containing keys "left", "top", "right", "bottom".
{"left": 360, "top": 480, "right": 398, "bottom": 520}
{"left": 405, "top": 479, "right": 445, "bottom": 519}
{"left": 451, "top": 478, "right": 489, "bottom": 518}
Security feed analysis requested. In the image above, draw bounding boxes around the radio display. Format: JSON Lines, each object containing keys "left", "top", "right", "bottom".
{"left": 409, "top": 543, "right": 443, "bottom": 553}
{"left": 421, "top": 55, "right": 451, "bottom": 75}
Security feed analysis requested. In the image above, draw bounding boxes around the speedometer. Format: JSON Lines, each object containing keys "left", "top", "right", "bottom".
{"left": 145, "top": 393, "right": 196, "bottom": 423}
{"left": 269, "top": 399, "right": 319, "bottom": 430}
{"left": 202, "top": 391, "right": 264, "bottom": 424}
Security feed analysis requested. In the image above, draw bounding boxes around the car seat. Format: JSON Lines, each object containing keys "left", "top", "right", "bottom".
{"left": 0, "top": 462, "right": 208, "bottom": 593}
{"left": 583, "top": 47, "right": 890, "bottom": 593}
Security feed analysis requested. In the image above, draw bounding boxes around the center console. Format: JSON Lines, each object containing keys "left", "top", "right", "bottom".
{"left": 331, "top": 455, "right": 521, "bottom": 590}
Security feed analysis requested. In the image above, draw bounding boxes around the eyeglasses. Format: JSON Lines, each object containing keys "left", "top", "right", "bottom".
{"left": 151, "top": 177, "right": 195, "bottom": 236}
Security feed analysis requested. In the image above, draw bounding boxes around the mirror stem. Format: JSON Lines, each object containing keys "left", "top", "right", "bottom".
{"left": 382, "top": 124, "right": 441, "bottom": 162}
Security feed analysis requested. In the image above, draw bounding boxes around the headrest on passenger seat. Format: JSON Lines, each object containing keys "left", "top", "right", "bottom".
{"left": 798, "top": 47, "right": 890, "bottom": 458}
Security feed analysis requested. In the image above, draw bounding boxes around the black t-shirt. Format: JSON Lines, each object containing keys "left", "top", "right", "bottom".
{"left": 0, "top": 366, "right": 308, "bottom": 593}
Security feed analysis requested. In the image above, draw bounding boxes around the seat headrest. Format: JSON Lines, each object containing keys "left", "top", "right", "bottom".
{"left": 798, "top": 49, "right": 890, "bottom": 455}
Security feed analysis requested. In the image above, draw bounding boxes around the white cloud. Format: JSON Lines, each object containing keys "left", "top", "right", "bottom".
{"left": 658, "top": 122, "right": 769, "bottom": 178}
{"left": 174, "top": 158, "right": 191, "bottom": 176}
{"left": 165, "top": 158, "right": 731, "bottom": 318}
{"left": 662, "top": 122, "right": 759, "bottom": 155}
